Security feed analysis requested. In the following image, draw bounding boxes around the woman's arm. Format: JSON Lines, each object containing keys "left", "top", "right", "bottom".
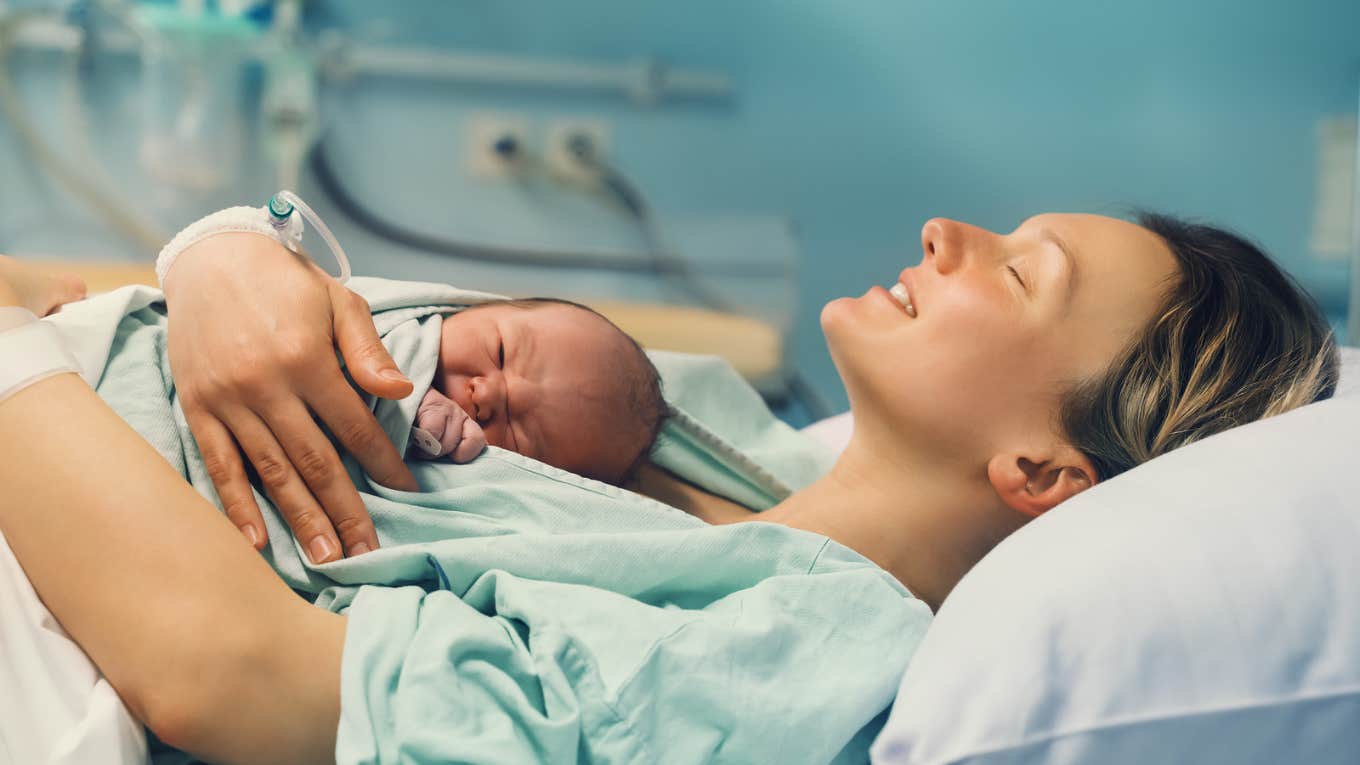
{"left": 0, "top": 373, "right": 343, "bottom": 764}
{"left": 0, "top": 314, "right": 344, "bottom": 765}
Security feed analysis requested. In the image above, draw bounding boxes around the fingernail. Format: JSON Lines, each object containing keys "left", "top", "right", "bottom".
{"left": 241, "top": 524, "right": 262, "bottom": 548}
{"left": 308, "top": 536, "right": 337, "bottom": 563}
{"left": 351, "top": 541, "right": 373, "bottom": 556}
{"left": 381, "top": 369, "right": 409, "bottom": 383}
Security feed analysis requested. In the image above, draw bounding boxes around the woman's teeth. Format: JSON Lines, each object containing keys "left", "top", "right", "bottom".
{"left": 889, "top": 282, "right": 916, "bottom": 317}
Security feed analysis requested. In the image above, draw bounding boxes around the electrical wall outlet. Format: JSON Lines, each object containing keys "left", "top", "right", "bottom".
{"left": 466, "top": 113, "right": 531, "bottom": 180}
{"left": 545, "top": 118, "right": 611, "bottom": 187}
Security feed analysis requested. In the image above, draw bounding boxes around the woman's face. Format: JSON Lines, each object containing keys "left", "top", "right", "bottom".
{"left": 821, "top": 213, "right": 1178, "bottom": 469}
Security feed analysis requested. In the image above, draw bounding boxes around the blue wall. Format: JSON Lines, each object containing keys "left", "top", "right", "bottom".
{"left": 2, "top": 0, "right": 1358, "bottom": 419}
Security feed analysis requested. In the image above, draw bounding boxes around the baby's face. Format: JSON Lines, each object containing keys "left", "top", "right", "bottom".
{"left": 436, "top": 302, "right": 641, "bottom": 482}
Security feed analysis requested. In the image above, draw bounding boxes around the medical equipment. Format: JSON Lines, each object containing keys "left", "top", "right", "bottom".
{"left": 0, "top": 307, "right": 83, "bottom": 404}
{"left": 267, "top": 189, "right": 352, "bottom": 283}
{"left": 0, "top": 8, "right": 168, "bottom": 251}
{"left": 138, "top": 5, "right": 254, "bottom": 190}
{"left": 3, "top": 6, "right": 818, "bottom": 412}
{"left": 310, "top": 141, "right": 831, "bottom": 417}
{"left": 152, "top": 192, "right": 350, "bottom": 285}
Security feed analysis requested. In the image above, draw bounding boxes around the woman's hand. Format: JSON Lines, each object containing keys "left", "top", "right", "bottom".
{"left": 162, "top": 234, "right": 418, "bottom": 563}
{"left": 0, "top": 255, "right": 87, "bottom": 314}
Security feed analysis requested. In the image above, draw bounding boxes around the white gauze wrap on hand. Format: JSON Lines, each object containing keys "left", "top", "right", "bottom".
{"left": 0, "top": 307, "right": 82, "bottom": 404}
{"left": 154, "top": 205, "right": 304, "bottom": 286}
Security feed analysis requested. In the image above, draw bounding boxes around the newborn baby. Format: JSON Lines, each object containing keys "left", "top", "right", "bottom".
{"left": 408, "top": 298, "right": 668, "bottom": 485}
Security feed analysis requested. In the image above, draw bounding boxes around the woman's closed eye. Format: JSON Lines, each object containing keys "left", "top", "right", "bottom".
{"left": 1008, "top": 265, "right": 1028, "bottom": 294}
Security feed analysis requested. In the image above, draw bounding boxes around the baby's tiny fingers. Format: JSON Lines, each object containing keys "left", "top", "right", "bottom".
{"left": 415, "top": 402, "right": 451, "bottom": 434}
{"left": 451, "top": 416, "right": 487, "bottom": 463}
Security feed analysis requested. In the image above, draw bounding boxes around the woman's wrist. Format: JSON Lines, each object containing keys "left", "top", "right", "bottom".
{"left": 156, "top": 205, "right": 299, "bottom": 287}
{"left": 161, "top": 231, "right": 309, "bottom": 304}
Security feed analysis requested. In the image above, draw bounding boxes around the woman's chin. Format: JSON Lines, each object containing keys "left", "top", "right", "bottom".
{"left": 819, "top": 296, "right": 862, "bottom": 343}
{"left": 820, "top": 296, "right": 852, "bottom": 329}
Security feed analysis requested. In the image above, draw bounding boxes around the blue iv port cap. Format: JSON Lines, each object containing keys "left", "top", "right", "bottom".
{"left": 268, "top": 196, "right": 294, "bottom": 220}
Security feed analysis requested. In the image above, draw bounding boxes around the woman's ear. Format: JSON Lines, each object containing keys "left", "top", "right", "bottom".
{"left": 986, "top": 449, "right": 1097, "bottom": 518}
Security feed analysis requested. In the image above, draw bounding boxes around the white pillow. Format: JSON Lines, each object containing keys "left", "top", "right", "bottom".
{"left": 872, "top": 347, "right": 1360, "bottom": 765}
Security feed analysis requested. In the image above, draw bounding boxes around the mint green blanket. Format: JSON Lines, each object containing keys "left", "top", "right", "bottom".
{"left": 50, "top": 279, "right": 931, "bottom": 764}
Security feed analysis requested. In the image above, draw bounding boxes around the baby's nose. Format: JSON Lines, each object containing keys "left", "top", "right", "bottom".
{"left": 468, "top": 376, "right": 503, "bottom": 422}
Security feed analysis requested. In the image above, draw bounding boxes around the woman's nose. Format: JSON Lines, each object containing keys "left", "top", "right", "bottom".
{"left": 921, "top": 218, "right": 993, "bottom": 275}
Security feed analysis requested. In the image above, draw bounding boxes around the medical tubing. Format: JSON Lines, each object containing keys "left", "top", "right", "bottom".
{"left": 273, "top": 190, "right": 352, "bottom": 283}
{"left": 308, "top": 140, "right": 766, "bottom": 277}
{"left": 310, "top": 138, "right": 834, "bottom": 418}
{"left": 0, "top": 9, "right": 169, "bottom": 252}
{"left": 594, "top": 160, "right": 736, "bottom": 313}
{"left": 590, "top": 158, "right": 835, "bottom": 421}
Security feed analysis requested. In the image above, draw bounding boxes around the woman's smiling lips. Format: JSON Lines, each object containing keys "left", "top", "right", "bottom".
{"left": 895, "top": 269, "right": 918, "bottom": 317}
{"left": 871, "top": 284, "right": 915, "bottom": 317}
{"left": 889, "top": 282, "right": 916, "bottom": 317}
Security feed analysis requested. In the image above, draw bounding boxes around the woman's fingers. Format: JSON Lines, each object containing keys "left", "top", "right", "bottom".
{"left": 305, "top": 368, "right": 418, "bottom": 493}
{"left": 330, "top": 284, "right": 412, "bottom": 401}
{"left": 270, "top": 396, "right": 383, "bottom": 558}
{"left": 186, "top": 410, "right": 267, "bottom": 550}
{"left": 225, "top": 407, "right": 347, "bottom": 565}
{"left": 161, "top": 235, "right": 399, "bottom": 559}
{"left": 0, "top": 257, "right": 88, "bottom": 316}
{"left": 40, "top": 272, "right": 87, "bottom": 315}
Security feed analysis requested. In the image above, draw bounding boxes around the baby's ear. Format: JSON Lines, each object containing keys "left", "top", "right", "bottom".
{"left": 986, "top": 449, "right": 1096, "bottom": 518}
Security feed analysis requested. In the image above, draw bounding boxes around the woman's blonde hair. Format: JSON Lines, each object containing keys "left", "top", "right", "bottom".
{"left": 1060, "top": 212, "right": 1340, "bottom": 481}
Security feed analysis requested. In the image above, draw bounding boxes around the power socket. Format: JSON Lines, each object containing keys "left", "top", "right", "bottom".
{"left": 466, "top": 113, "right": 531, "bottom": 180}
{"left": 545, "top": 119, "right": 611, "bottom": 187}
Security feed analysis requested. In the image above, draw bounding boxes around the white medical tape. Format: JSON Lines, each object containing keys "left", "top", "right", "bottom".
{"left": 0, "top": 309, "right": 82, "bottom": 404}
{"left": 154, "top": 205, "right": 305, "bottom": 286}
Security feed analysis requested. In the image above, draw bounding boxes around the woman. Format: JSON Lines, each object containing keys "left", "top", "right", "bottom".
{"left": 0, "top": 211, "right": 1337, "bottom": 764}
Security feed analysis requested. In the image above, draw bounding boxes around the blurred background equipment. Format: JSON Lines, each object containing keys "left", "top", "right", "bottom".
{"left": 1, "top": 0, "right": 1356, "bottom": 424}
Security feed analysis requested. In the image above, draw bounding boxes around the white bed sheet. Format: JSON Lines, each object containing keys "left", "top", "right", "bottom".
{"left": 0, "top": 530, "right": 147, "bottom": 764}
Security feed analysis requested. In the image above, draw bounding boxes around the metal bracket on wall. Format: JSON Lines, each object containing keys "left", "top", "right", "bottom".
{"left": 6, "top": 15, "right": 735, "bottom": 107}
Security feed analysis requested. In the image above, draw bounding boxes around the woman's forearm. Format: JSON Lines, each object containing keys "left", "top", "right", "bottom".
{"left": 0, "top": 373, "right": 343, "bottom": 765}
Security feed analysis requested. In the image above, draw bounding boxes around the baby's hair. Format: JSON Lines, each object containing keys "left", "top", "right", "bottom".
{"left": 467, "top": 297, "right": 670, "bottom": 483}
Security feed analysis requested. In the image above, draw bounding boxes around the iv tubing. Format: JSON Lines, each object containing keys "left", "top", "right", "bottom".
{"left": 270, "top": 190, "right": 352, "bottom": 283}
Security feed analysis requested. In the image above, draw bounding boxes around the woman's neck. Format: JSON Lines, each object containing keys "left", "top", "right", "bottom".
{"left": 758, "top": 440, "right": 1000, "bottom": 612}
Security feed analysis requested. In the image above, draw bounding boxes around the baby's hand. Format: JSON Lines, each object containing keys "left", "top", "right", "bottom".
{"left": 409, "top": 388, "right": 487, "bottom": 463}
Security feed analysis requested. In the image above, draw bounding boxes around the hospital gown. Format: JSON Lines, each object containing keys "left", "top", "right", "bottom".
{"left": 46, "top": 279, "right": 933, "bottom": 765}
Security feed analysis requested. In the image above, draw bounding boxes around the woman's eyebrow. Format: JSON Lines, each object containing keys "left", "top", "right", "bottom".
{"left": 1042, "top": 228, "right": 1079, "bottom": 309}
